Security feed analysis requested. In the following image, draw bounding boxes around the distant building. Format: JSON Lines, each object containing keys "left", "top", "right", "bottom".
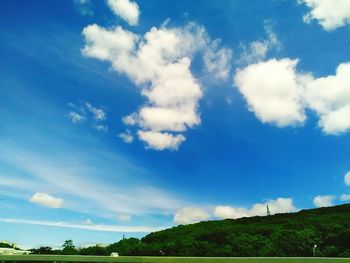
{"left": 0, "top": 248, "right": 31, "bottom": 255}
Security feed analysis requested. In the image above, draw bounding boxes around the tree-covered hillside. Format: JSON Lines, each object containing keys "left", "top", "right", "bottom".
{"left": 140, "top": 204, "right": 350, "bottom": 257}
{"left": 31, "top": 204, "right": 350, "bottom": 257}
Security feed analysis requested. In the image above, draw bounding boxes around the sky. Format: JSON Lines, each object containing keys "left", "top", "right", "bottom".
{"left": 1, "top": 0, "right": 350, "bottom": 249}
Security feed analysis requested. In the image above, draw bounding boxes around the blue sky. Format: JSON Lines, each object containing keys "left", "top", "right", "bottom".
{"left": 1, "top": 0, "right": 350, "bottom": 249}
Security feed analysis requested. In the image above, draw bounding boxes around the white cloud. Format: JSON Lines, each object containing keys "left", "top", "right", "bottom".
{"left": 299, "top": 0, "right": 350, "bottom": 31}
{"left": 203, "top": 46, "right": 232, "bottom": 80}
{"left": 107, "top": 0, "right": 140, "bottom": 26}
{"left": 0, "top": 218, "right": 166, "bottom": 233}
{"left": 85, "top": 219, "right": 93, "bottom": 225}
{"left": 214, "top": 197, "right": 296, "bottom": 219}
{"left": 83, "top": 22, "right": 231, "bottom": 150}
{"left": 235, "top": 58, "right": 350, "bottom": 135}
{"left": 0, "top": 148, "right": 184, "bottom": 218}
{"left": 239, "top": 24, "right": 281, "bottom": 64}
{"left": 118, "top": 130, "right": 134, "bottom": 143}
{"left": 214, "top": 206, "right": 249, "bottom": 219}
{"left": 173, "top": 207, "right": 210, "bottom": 225}
{"left": 82, "top": 24, "right": 139, "bottom": 62}
{"left": 95, "top": 125, "right": 108, "bottom": 132}
{"left": 69, "top": 111, "right": 86, "bottom": 123}
{"left": 68, "top": 102, "right": 109, "bottom": 132}
{"left": 74, "top": 0, "right": 93, "bottom": 16}
{"left": 29, "top": 192, "right": 64, "bottom": 209}
{"left": 117, "top": 214, "right": 132, "bottom": 221}
{"left": 340, "top": 194, "right": 350, "bottom": 201}
{"left": 244, "top": 41, "right": 269, "bottom": 62}
{"left": 304, "top": 63, "right": 350, "bottom": 134}
{"left": 313, "top": 195, "right": 335, "bottom": 207}
{"left": 138, "top": 106, "right": 200, "bottom": 132}
{"left": 138, "top": 131, "right": 185, "bottom": 151}
{"left": 122, "top": 113, "right": 138, "bottom": 126}
{"left": 250, "top": 198, "right": 296, "bottom": 215}
{"left": 234, "top": 58, "right": 308, "bottom": 127}
{"left": 85, "top": 102, "right": 106, "bottom": 121}
{"left": 345, "top": 171, "right": 350, "bottom": 186}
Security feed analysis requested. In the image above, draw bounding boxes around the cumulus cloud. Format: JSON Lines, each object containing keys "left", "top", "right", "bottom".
{"left": 138, "top": 131, "right": 185, "bottom": 151}
{"left": 345, "top": 171, "right": 350, "bottom": 186}
{"left": 83, "top": 22, "right": 231, "bottom": 150}
{"left": 299, "top": 0, "right": 350, "bottom": 31}
{"left": 214, "top": 206, "right": 249, "bottom": 219}
{"left": 235, "top": 58, "right": 350, "bottom": 135}
{"left": 313, "top": 195, "right": 335, "bottom": 207}
{"left": 304, "top": 63, "right": 350, "bottom": 134}
{"left": 173, "top": 207, "right": 210, "bottom": 225}
{"left": 30, "top": 192, "right": 64, "bottom": 209}
{"left": 340, "top": 194, "right": 350, "bottom": 201}
{"left": 107, "top": 0, "right": 140, "bottom": 26}
{"left": 214, "top": 197, "right": 296, "bottom": 219}
{"left": 234, "top": 58, "right": 308, "bottom": 127}
{"left": 118, "top": 130, "right": 134, "bottom": 143}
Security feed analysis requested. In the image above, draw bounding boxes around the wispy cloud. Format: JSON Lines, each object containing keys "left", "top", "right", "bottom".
{"left": 74, "top": 0, "right": 93, "bottom": 16}
{"left": 118, "top": 130, "right": 134, "bottom": 143}
{"left": 69, "top": 111, "right": 86, "bottom": 123}
{"left": 85, "top": 102, "right": 106, "bottom": 121}
{"left": 0, "top": 145, "right": 185, "bottom": 219}
{"left": 0, "top": 218, "right": 167, "bottom": 233}
{"left": 68, "top": 102, "right": 108, "bottom": 131}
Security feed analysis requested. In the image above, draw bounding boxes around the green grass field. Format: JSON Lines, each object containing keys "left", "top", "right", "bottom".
{"left": 1, "top": 255, "right": 350, "bottom": 263}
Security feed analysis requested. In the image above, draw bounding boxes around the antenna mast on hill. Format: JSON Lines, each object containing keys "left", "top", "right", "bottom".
{"left": 266, "top": 204, "right": 271, "bottom": 216}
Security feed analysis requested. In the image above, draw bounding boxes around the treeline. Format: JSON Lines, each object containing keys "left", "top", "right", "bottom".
{"left": 0, "top": 242, "right": 18, "bottom": 250}
{"left": 30, "top": 204, "right": 350, "bottom": 257}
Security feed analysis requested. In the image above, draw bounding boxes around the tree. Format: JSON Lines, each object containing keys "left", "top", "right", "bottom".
{"left": 31, "top": 246, "right": 55, "bottom": 254}
{"left": 0, "top": 242, "right": 15, "bottom": 249}
{"left": 80, "top": 245, "right": 107, "bottom": 256}
{"left": 62, "top": 240, "right": 77, "bottom": 255}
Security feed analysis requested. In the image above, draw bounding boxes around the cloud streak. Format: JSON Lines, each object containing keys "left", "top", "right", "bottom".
{"left": 0, "top": 218, "right": 167, "bottom": 233}
{"left": 0, "top": 140, "right": 186, "bottom": 219}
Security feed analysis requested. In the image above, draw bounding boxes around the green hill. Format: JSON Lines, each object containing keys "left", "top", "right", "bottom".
{"left": 32, "top": 204, "right": 350, "bottom": 257}
{"left": 137, "top": 204, "right": 350, "bottom": 257}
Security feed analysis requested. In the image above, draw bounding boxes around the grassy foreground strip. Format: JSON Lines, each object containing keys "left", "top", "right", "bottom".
{"left": 0, "top": 256, "right": 350, "bottom": 263}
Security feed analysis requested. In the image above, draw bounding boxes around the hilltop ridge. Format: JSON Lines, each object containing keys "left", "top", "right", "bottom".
{"left": 137, "top": 203, "right": 350, "bottom": 257}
